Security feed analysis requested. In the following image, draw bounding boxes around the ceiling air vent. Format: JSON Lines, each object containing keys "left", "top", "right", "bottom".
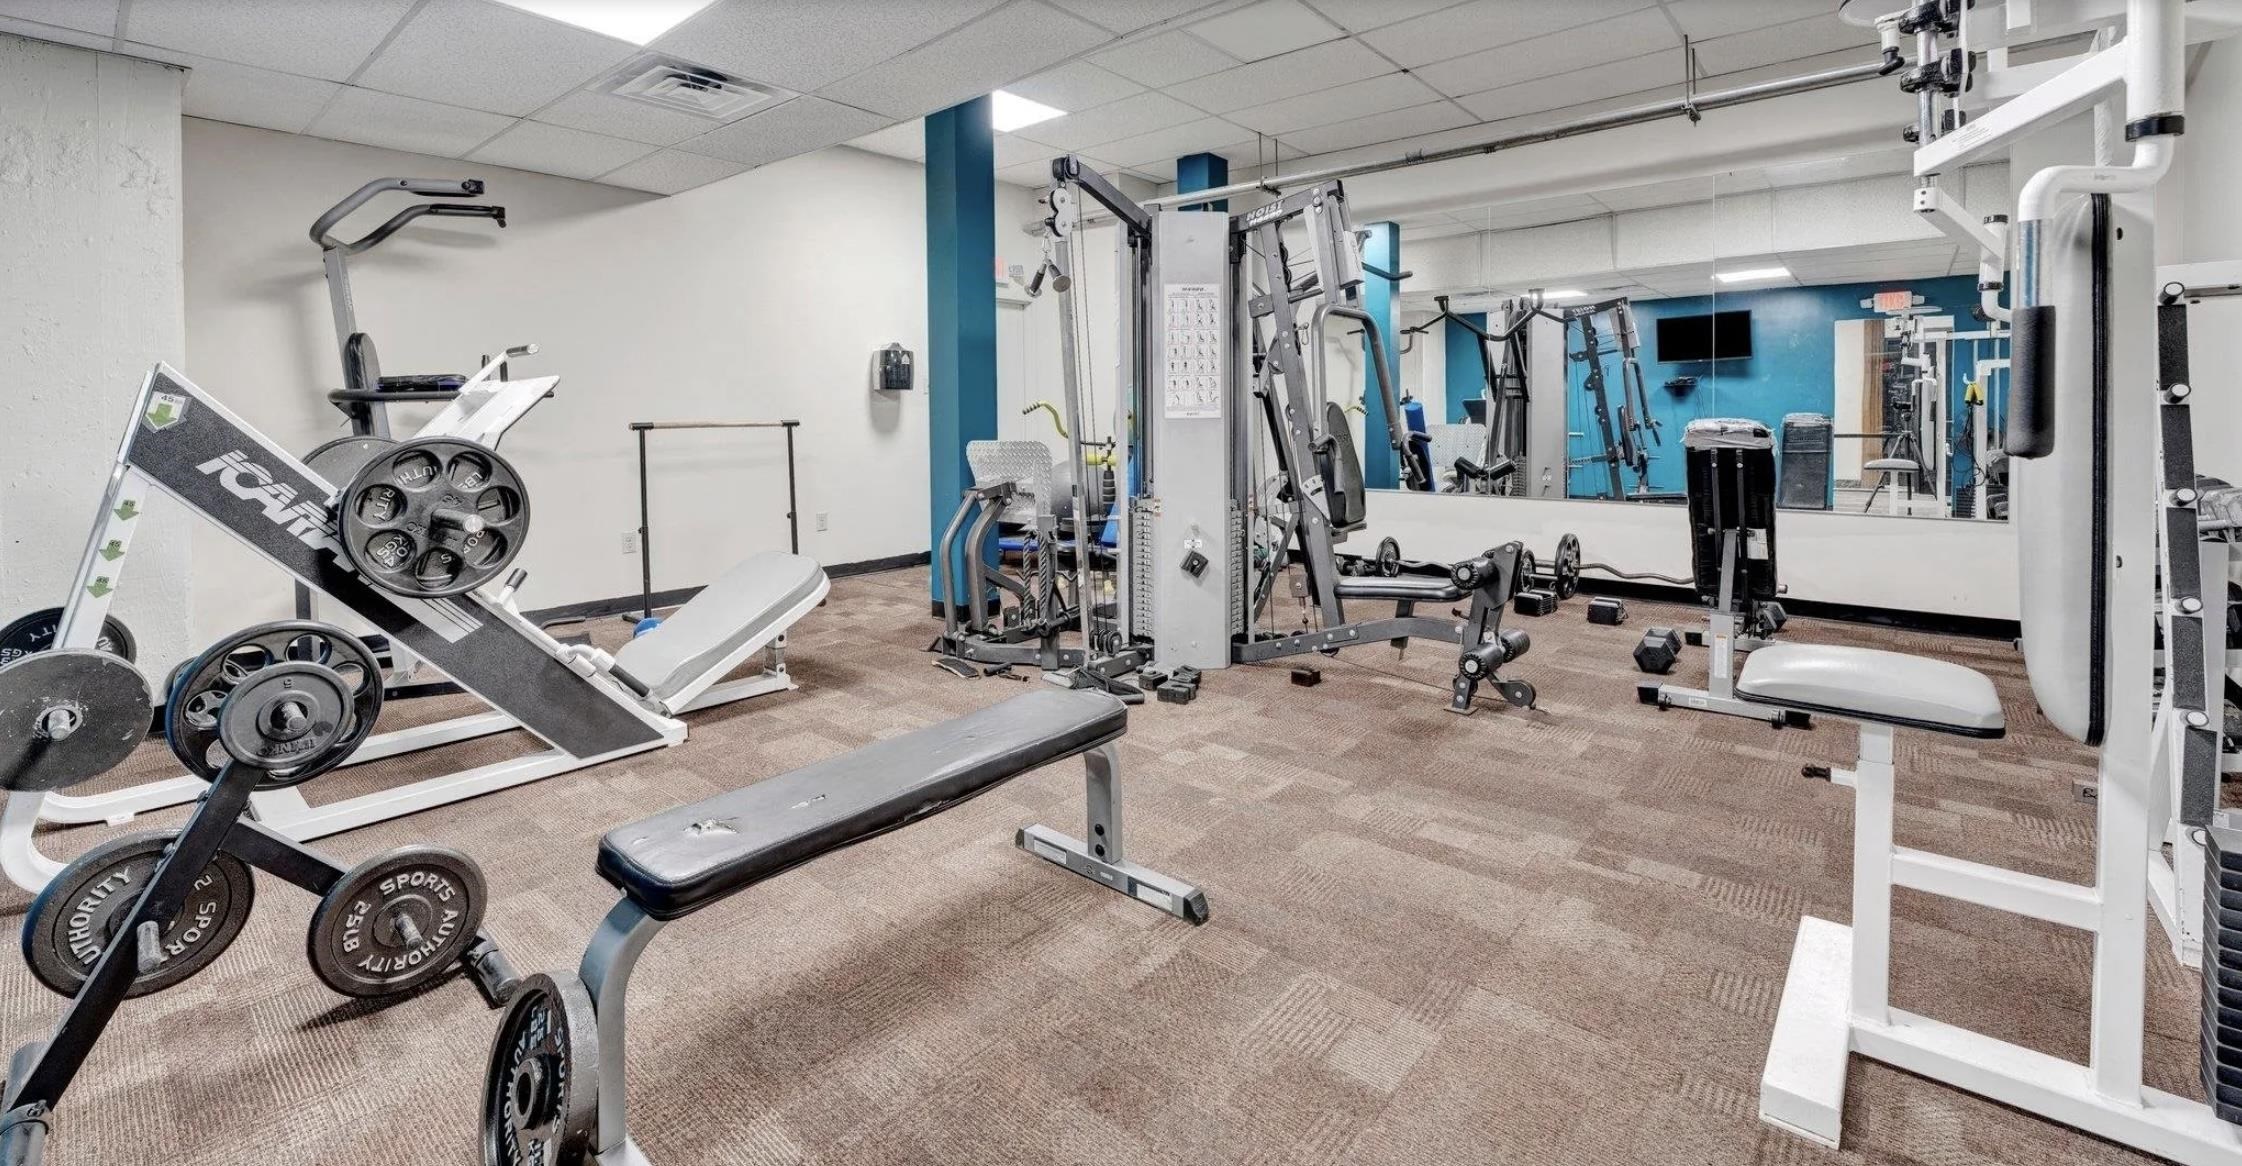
{"left": 599, "top": 55, "right": 779, "bottom": 121}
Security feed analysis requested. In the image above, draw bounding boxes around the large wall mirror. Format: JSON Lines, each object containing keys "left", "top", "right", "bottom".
{"left": 1382, "top": 147, "right": 2012, "bottom": 522}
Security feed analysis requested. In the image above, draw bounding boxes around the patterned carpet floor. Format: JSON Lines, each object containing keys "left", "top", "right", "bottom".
{"left": 0, "top": 567, "right": 2194, "bottom": 1165}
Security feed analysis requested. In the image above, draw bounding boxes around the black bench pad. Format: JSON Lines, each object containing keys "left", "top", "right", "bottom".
{"left": 597, "top": 689, "right": 1127, "bottom": 920}
{"left": 1332, "top": 575, "right": 1463, "bottom": 603}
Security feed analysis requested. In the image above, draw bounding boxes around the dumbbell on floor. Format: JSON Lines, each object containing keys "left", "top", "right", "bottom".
{"left": 1633, "top": 626, "right": 1683, "bottom": 674}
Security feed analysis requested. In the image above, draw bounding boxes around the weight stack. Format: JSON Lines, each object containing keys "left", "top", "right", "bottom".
{"left": 2202, "top": 819, "right": 2242, "bottom": 1123}
{"left": 1778, "top": 413, "right": 1832, "bottom": 510}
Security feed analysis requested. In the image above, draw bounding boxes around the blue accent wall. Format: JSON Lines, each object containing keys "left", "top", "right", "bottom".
{"left": 1176, "top": 152, "right": 1229, "bottom": 211}
{"left": 925, "top": 98, "right": 997, "bottom": 600}
{"left": 1564, "top": 275, "right": 1996, "bottom": 499}
{"left": 1444, "top": 312, "right": 1487, "bottom": 423}
{"left": 1360, "top": 222, "right": 1401, "bottom": 489}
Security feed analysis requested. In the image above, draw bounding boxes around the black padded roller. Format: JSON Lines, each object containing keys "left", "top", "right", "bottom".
{"left": 2009, "top": 303, "right": 2058, "bottom": 458}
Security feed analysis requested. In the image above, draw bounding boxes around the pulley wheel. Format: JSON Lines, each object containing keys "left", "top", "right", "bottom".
{"left": 0, "top": 650, "right": 152, "bottom": 793}
{"left": 303, "top": 435, "right": 396, "bottom": 491}
{"left": 340, "top": 437, "right": 529, "bottom": 598}
{"left": 484, "top": 972, "right": 599, "bottom": 1166}
{"left": 22, "top": 831, "right": 255, "bottom": 998}
{"left": 308, "top": 845, "right": 487, "bottom": 998}
{"left": 167, "top": 621, "right": 382, "bottom": 788}
{"left": 0, "top": 607, "right": 136, "bottom": 665}
{"left": 1552, "top": 533, "right": 1583, "bottom": 600}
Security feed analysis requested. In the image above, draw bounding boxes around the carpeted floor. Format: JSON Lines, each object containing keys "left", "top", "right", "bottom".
{"left": 0, "top": 568, "right": 2193, "bottom": 1165}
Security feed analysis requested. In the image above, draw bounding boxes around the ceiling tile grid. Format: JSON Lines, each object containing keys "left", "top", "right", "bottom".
{"left": 468, "top": 119, "right": 657, "bottom": 180}
{"left": 353, "top": 0, "right": 639, "bottom": 118}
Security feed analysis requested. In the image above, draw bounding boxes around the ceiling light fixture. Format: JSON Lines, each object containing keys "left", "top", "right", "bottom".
{"left": 991, "top": 90, "right": 1065, "bottom": 133}
{"left": 1538, "top": 289, "right": 1588, "bottom": 301}
{"left": 1715, "top": 266, "right": 1791, "bottom": 284}
{"left": 491, "top": 0, "right": 719, "bottom": 45}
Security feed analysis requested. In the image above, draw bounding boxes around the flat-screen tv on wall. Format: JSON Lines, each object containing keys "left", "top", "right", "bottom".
{"left": 1656, "top": 310, "right": 1752, "bottom": 362}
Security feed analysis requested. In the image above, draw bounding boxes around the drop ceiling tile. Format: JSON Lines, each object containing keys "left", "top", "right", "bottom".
{"left": 598, "top": 148, "right": 748, "bottom": 194}
{"left": 1089, "top": 115, "right": 1254, "bottom": 166}
{"left": 1362, "top": 0, "right": 1657, "bottom": 68}
{"left": 997, "top": 159, "right": 1054, "bottom": 187}
{"left": 307, "top": 86, "right": 515, "bottom": 157}
{"left": 1453, "top": 51, "right": 1680, "bottom": 122}
{"left": 1761, "top": 149, "right": 1913, "bottom": 188}
{"left": 994, "top": 132, "right": 1065, "bottom": 168}
{"left": 1090, "top": 30, "right": 1239, "bottom": 87}
{"left": 1690, "top": 11, "right": 1876, "bottom": 74}
{"left": 1712, "top": 168, "right": 1773, "bottom": 192}
{"left": 172, "top": 54, "right": 341, "bottom": 133}
{"left": 357, "top": 0, "right": 636, "bottom": 117}
{"left": 123, "top": 0, "right": 412, "bottom": 80}
{"left": 468, "top": 119, "right": 656, "bottom": 180}
{"left": 816, "top": 2, "right": 1109, "bottom": 120}
{"left": 1012, "top": 90, "right": 1202, "bottom": 150}
{"left": 1590, "top": 175, "right": 1716, "bottom": 212}
{"left": 1167, "top": 37, "right": 1386, "bottom": 112}
{"left": 1302, "top": 0, "right": 1470, "bottom": 33}
{"left": 1186, "top": 0, "right": 1341, "bottom": 62}
{"left": 0, "top": 1, "right": 114, "bottom": 36}
{"left": 0, "top": 14, "right": 112, "bottom": 48}
{"left": 1472, "top": 194, "right": 1607, "bottom": 230}
{"left": 655, "top": 0, "right": 1003, "bottom": 93}
{"left": 678, "top": 95, "right": 891, "bottom": 166}
{"left": 1657, "top": 0, "right": 1828, "bottom": 39}
{"left": 846, "top": 120, "right": 926, "bottom": 161}
{"left": 1225, "top": 70, "right": 1437, "bottom": 135}
{"left": 1048, "top": 0, "right": 1229, "bottom": 33}
{"left": 531, "top": 89, "right": 727, "bottom": 147}
{"left": 1004, "top": 60, "right": 1143, "bottom": 113}
{"left": 1125, "top": 156, "right": 1177, "bottom": 182}
{"left": 1273, "top": 99, "right": 1470, "bottom": 156}
{"left": 1421, "top": 9, "right": 1679, "bottom": 97}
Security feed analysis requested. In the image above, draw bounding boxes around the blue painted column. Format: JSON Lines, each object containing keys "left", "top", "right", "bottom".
{"left": 925, "top": 96, "right": 997, "bottom": 602}
{"left": 1360, "top": 221, "right": 1401, "bottom": 489}
{"left": 1445, "top": 312, "right": 1487, "bottom": 423}
{"left": 1176, "top": 151, "right": 1228, "bottom": 211}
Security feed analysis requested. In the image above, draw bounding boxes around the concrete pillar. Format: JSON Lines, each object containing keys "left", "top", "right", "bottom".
{"left": 1176, "top": 152, "right": 1228, "bottom": 212}
{"left": 924, "top": 96, "right": 997, "bottom": 603}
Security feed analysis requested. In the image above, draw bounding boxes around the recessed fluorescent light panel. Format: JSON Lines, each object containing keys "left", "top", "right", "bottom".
{"left": 492, "top": 0, "right": 719, "bottom": 45}
{"left": 1539, "top": 289, "right": 1587, "bottom": 301}
{"left": 1715, "top": 267, "right": 1790, "bottom": 284}
{"left": 991, "top": 90, "right": 1065, "bottom": 133}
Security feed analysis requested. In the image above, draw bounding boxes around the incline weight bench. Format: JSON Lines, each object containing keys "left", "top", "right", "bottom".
{"left": 484, "top": 688, "right": 1207, "bottom": 1166}
{"left": 1639, "top": 418, "right": 1801, "bottom": 727}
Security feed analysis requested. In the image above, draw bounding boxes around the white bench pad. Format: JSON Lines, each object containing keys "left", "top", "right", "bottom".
{"left": 614, "top": 552, "right": 828, "bottom": 711}
{"left": 1736, "top": 643, "right": 2005, "bottom": 738}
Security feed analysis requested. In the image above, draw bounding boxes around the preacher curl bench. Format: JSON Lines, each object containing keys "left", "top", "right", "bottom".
{"left": 484, "top": 688, "right": 1207, "bottom": 1166}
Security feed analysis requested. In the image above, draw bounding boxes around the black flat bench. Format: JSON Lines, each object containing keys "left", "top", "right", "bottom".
{"left": 486, "top": 688, "right": 1211, "bottom": 1166}
{"left": 599, "top": 688, "right": 1130, "bottom": 920}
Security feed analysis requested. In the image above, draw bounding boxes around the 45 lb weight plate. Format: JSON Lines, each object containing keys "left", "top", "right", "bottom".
{"left": 484, "top": 972, "right": 599, "bottom": 1166}
{"left": 0, "top": 607, "right": 136, "bottom": 665}
{"left": 22, "top": 831, "right": 255, "bottom": 998}
{"left": 340, "top": 437, "right": 529, "bottom": 598}
{"left": 308, "top": 846, "right": 487, "bottom": 998}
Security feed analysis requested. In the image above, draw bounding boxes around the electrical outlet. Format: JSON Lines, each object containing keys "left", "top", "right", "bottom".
{"left": 815, "top": 512, "right": 829, "bottom": 531}
{"left": 621, "top": 531, "right": 638, "bottom": 554}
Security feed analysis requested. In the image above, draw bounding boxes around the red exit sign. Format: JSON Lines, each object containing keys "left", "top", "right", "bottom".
{"left": 1873, "top": 290, "right": 1914, "bottom": 313}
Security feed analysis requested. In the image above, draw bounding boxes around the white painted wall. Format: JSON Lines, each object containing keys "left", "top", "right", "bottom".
{"left": 0, "top": 35, "right": 196, "bottom": 679}
{"left": 2171, "top": 41, "right": 2242, "bottom": 487}
{"left": 180, "top": 119, "right": 1054, "bottom": 637}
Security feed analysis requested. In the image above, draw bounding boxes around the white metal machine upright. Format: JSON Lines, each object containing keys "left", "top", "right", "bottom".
{"left": 1761, "top": 1, "right": 2242, "bottom": 1161}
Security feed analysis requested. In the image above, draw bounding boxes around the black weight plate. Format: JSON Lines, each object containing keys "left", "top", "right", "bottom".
{"left": 308, "top": 845, "right": 488, "bottom": 998}
{"left": 1375, "top": 537, "right": 1401, "bottom": 578}
{"left": 1553, "top": 533, "right": 1582, "bottom": 599}
{"left": 303, "top": 435, "right": 396, "bottom": 491}
{"left": 167, "top": 622, "right": 383, "bottom": 788}
{"left": 340, "top": 437, "right": 530, "bottom": 599}
{"left": 0, "top": 650, "right": 152, "bottom": 793}
{"left": 216, "top": 662, "right": 353, "bottom": 774}
{"left": 0, "top": 607, "right": 136, "bottom": 665}
{"left": 484, "top": 972, "right": 599, "bottom": 1166}
{"left": 22, "top": 831, "right": 254, "bottom": 998}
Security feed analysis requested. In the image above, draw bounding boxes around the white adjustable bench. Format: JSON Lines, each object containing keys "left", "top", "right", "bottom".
{"left": 483, "top": 687, "right": 1208, "bottom": 1166}
{"left": 607, "top": 551, "right": 829, "bottom": 715}
{"left": 1737, "top": 642, "right": 2011, "bottom": 1146}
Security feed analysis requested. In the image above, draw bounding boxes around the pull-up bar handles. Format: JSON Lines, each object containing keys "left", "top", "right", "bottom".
{"left": 629, "top": 419, "right": 802, "bottom": 621}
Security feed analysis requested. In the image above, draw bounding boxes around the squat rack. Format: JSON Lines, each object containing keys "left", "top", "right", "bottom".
{"left": 630, "top": 419, "right": 801, "bottom": 622}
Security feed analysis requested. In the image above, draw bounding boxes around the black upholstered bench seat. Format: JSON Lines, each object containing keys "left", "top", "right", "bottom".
{"left": 597, "top": 688, "right": 1128, "bottom": 920}
{"left": 1332, "top": 575, "right": 1463, "bottom": 603}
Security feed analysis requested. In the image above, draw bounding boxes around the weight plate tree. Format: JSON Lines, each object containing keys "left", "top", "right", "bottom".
{"left": 0, "top": 606, "right": 137, "bottom": 665}
{"left": 0, "top": 649, "right": 153, "bottom": 793}
{"left": 167, "top": 621, "right": 383, "bottom": 787}
{"left": 21, "top": 831, "right": 256, "bottom": 998}
{"left": 339, "top": 436, "right": 529, "bottom": 598}
{"left": 485, "top": 972, "right": 600, "bottom": 1166}
{"left": 308, "top": 845, "right": 488, "bottom": 998}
